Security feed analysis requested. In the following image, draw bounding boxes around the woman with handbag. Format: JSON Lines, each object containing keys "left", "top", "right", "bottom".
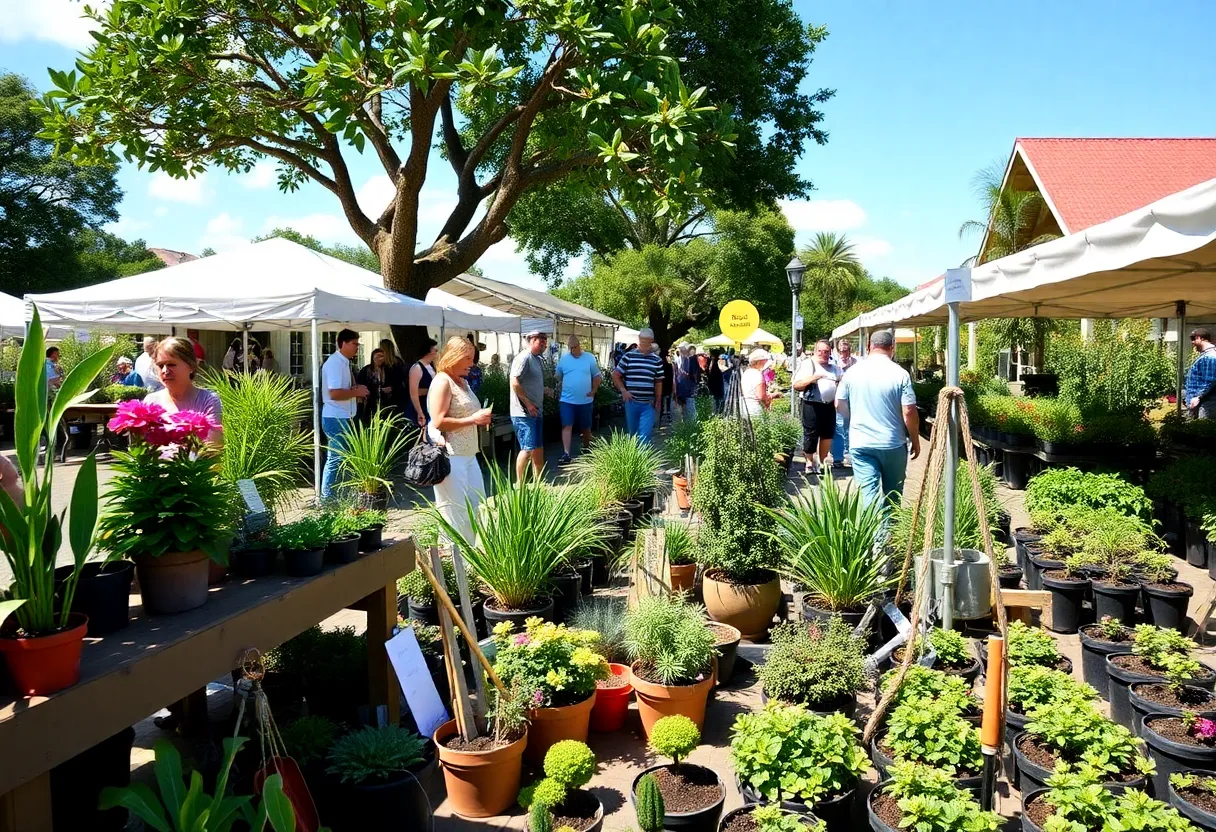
{"left": 426, "top": 336, "right": 493, "bottom": 543}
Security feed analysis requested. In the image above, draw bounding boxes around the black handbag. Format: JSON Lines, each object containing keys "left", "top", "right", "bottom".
{"left": 403, "top": 430, "right": 450, "bottom": 487}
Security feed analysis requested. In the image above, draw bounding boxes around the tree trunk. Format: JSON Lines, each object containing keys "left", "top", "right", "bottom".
{"left": 391, "top": 324, "right": 437, "bottom": 366}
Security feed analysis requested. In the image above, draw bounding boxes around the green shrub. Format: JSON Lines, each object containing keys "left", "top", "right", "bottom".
{"left": 928, "top": 628, "right": 970, "bottom": 667}
{"left": 1007, "top": 665, "right": 1097, "bottom": 715}
{"left": 571, "top": 432, "right": 663, "bottom": 504}
{"left": 881, "top": 761, "right": 1001, "bottom": 832}
{"left": 1023, "top": 702, "right": 1152, "bottom": 780}
{"left": 623, "top": 594, "right": 716, "bottom": 685}
{"left": 1007, "top": 621, "right": 1062, "bottom": 668}
{"left": 1037, "top": 768, "right": 1191, "bottom": 832}
{"left": 270, "top": 515, "right": 331, "bottom": 550}
{"left": 635, "top": 774, "right": 665, "bottom": 832}
{"left": 879, "top": 665, "right": 974, "bottom": 714}
{"left": 756, "top": 619, "right": 866, "bottom": 707}
{"left": 886, "top": 697, "right": 983, "bottom": 774}
{"left": 96, "top": 383, "right": 147, "bottom": 403}
{"left": 326, "top": 725, "right": 427, "bottom": 784}
{"left": 1133, "top": 624, "right": 1202, "bottom": 684}
{"left": 281, "top": 716, "right": 339, "bottom": 766}
{"left": 544, "top": 741, "right": 596, "bottom": 790}
{"left": 397, "top": 558, "right": 458, "bottom": 604}
{"left": 1026, "top": 468, "right": 1153, "bottom": 522}
{"left": 649, "top": 715, "right": 700, "bottom": 764}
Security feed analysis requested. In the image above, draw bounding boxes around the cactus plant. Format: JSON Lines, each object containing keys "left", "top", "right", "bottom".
{"left": 636, "top": 773, "right": 665, "bottom": 832}
{"left": 530, "top": 799, "right": 553, "bottom": 832}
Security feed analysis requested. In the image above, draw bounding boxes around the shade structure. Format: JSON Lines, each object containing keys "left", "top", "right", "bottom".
{"left": 0, "top": 293, "right": 74, "bottom": 340}
{"left": 701, "top": 333, "right": 737, "bottom": 347}
{"left": 747, "top": 328, "right": 785, "bottom": 347}
{"left": 423, "top": 287, "right": 522, "bottom": 333}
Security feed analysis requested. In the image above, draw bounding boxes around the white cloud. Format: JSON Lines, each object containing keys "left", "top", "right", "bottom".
{"left": 153, "top": 206, "right": 169, "bottom": 218}
{"left": 0, "top": 0, "right": 109, "bottom": 50}
{"left": 148, "top": 172, "right": 208, "bottom": 205}
{"left": 356, "top": 175, "right": 397, "bottom": 219}
{"left": 198, "top": 212, "right": 250, "bottom": 252}
{"left": 241, "top": 162, "right": 277, "bottom": 190}
{"left": 850, "top": 236, "right": 894, "bottom": 262}
{"left": 779, "top": 198, "right": 867, "bottom": 233}
{"left": 260, "top": 213, "right": 357, "bottom": 244}
{"left": 103, "top": 217, "right": 151, "bottom": 238}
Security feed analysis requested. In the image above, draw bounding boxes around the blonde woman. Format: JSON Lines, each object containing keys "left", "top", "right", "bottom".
{"left": 148, "top": 337, "right": 223, "bottom": 442}
{"left": 427, "top": 336, "right": 493, "bottom": 542}
{"left": 378, "top": 337, "right": 404, "bottom": 417}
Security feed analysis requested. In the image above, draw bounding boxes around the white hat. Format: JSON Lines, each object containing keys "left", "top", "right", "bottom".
{"left": 116, "top": 356, "right": 134, "bottom": 366}
{"left": 748, "top": 348, "right": 771, "bottom": 364}
{"left": 523, "top": 328, "right": 549, "bottom": 339}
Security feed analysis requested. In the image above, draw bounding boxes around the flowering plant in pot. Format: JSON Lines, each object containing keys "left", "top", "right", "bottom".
{"left": 1015, "top": 701, "right": 1153, "bottom": 794}
{"left": 518, "top": 741, "right": 603, "bottom": 832}
{"left": 1143, "top": 712, "right": 1216, "bottom": 799}
{"left": 98, "top": 399, "right": 230, "bottom": 615}
{"left": 623, "top": 593, "right": 717, "bottom": 737}
{"left": 756, "top": 619, "right": 865, "bottom": 716}
{"left": 435, "top": 686, "right": 530, "bottom": 818}
{"left": 1130, "top": 660, "right": 1216, "bottom": 739}
{"left": 326, "top": 724, "right": 432, "bottom": 830}
{"left": 631, "top": 715, "right": 724, "bottom": 832}
{"left": 0, "top": 309, "right": 114, "bottom": 696}
{"left": 492, "top": 618, "right": 608, "bottom": 765}
{"left": 867, "top": 761, "right": 999, "bottom": 832}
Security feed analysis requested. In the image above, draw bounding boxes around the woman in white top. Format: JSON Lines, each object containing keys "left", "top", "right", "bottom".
{"left": 427, "top": 336, "right": 493, "bottom": 544}
{"left": 740, "top": 348, "right": 775, "bottom": 417}
{"left": 146, "top": 337, "right": 223, "bottom": 444}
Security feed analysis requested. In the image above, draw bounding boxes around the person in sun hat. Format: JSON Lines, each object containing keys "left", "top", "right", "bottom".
{"left": 111, "top": 356, "right": 144, "bottom": 387}
{"left": 740, "top": 348, "right": 776, "bottom": 417}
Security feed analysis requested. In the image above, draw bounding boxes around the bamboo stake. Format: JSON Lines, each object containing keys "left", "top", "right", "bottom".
{"left": 450, "top": 544, "right": 487, "bottom": 717}
{"left": 414, "top": 551, "right": 507, "bottom": 694}
{"left": 430, "top": 546, "right": 476, "bottom": 741}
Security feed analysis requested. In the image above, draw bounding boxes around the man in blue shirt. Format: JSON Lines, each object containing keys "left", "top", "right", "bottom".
{"left": 835, "top": 330, "right": 920, "bottom": 509}
{"left": 555, "top": 335, "right": 602, "bottom": 464}
{"left": 1185, "top": 328, "right": 1216, "bottom": 420}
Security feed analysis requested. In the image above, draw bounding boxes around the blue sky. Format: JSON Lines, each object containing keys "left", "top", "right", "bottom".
{"left": 2, "top": 0, "right": 1214, "bottom": 292}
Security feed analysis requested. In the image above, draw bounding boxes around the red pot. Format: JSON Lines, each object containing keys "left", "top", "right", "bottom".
{"left": 590, "top": 663, "right": 634, "bottom": 732}
{"left": 0, "top": 612, "right": 89, "bottom": 696}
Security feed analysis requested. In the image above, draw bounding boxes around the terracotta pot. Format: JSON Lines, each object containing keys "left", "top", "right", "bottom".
{"left": 591, "top": 664, "right": 634, "bottom": 733}
{"left": 434, "top": 719, "right": 527, "bottom": 819}
{"left": 525, "top": 691, "right": 596, "bottom": 766}
{"left": 702, "top": 569, "right": 781, "bottom": 640}
{"left": 207, "top": 559, "right": 228, "bottom": 585}
{"left": 0, "top": 612, "right": 89, "bottom": 696}
{"left": 134, "top": 550, "right": 211, "bottom": 614}
{"left": 670, "top": 563, "right": 697, "bottom": 594}
{"left": 673, "top": 475, "right": 691, "bottom": 510}
{"left": 630, "top": 658, "right": 715, "bottom": 739}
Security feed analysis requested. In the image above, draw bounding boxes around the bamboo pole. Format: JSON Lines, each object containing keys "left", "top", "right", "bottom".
{"left": 414, "top": 551, "right": 507, "bottom": 694}
{"left": 429, "top": 547, "right": 476, "bottom": 741}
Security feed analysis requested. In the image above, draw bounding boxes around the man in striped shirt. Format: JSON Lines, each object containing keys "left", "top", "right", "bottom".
{"left": 612, "top": 328, "right": 664, "bottom": 443}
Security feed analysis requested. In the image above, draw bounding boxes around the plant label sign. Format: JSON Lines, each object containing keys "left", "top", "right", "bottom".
{"left": 386, "top": 626, "right": 450, "bottom": 738}
{"left": 944, "top": 268, "right": 972, "bottom": 303}
{"left": 237, "top": 479, "right": 269, "bottom": 533}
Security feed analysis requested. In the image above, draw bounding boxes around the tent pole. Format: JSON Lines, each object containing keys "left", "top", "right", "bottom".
{"left": 311, "top": 318, "right": 322, "bottom": 499}
{"left": 912, "top": 329, "right": 919, "bottom": 381}
{"left": 1177, "top": 301, "right": 1187, "bottom": 415}
{"left": 942, "top": 301, "right": 960, "bottom": 630}
{"left": 967, "top": 322, "right": 978, "bottom": 370}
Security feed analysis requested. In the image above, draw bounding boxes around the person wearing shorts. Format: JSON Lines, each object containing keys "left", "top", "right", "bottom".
{"left": 510, "top": 330, "right": 552, "bottom": 480}
{"left": 555, "top": 335, "right": 601, "bottom": 464}
{"left": 792, "top": 339, "right": 840, "bottom": 475}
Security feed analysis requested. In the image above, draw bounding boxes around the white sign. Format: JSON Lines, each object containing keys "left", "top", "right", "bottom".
{"left": 385, "top": 627, "right": 450, "bottom": 738}
{"left": 944, "top": 268, "right": 972, "bottom": 303}
{"left": 794, "top": 314, "right": 804, "bottom": 329}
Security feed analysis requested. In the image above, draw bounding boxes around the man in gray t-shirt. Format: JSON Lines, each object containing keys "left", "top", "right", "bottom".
{"left": 510, "top": 330, "right": 552, "bottom": 480}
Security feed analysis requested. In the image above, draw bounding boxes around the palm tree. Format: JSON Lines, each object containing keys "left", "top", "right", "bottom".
{"left": 800, "top": 232, "right": 865, "bottom": 319}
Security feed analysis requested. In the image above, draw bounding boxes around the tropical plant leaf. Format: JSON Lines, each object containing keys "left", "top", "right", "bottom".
{"left": 261, "top": 774, "right": 297, "bottom": 832}
{"left": 13, "top": 305, "right": 46, "bottom": 480}
{"left": 0, "top": 598, "right": 25, "bottom": 630}
{"left": 98, "top": 782, "right": 172, "bottom": 832}
{"left": 68, "top": 452, "right": 99, "bottom": 568}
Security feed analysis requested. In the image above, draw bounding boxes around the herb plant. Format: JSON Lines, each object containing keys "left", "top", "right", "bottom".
{"left": 1008, "top": 665, "right": 1097, "bottom": 715}
{"left": 928, "top": 628, "right": 971, "bottom": 668}
{"left": 879, "top": 665, "right": 974, "bottom": 714}
{"left": 281, "top": 716, "right": 339, "bottom": 766}
{"left": 752, "top": 805, "right": 824, "bottom": 832}
{"left": 881, "top": 761, "right": 1001, "bottom": 832}
{"left": 623, "top": 594, "right": 716, "bottom": 685}
{"left": 885, "top": 697, "right": 983, "bottom": 774}
{"left": 1023, "top": 703, "right": 1153, "bottom": 780}
{"left": 1007, "top": 621, "right": 1062, "bottom": 668}
{"left": 491, "top": 619, "right": 609, "bottom": 708}
{"left": 757, "top": 619, "right": 866, "bottom": 707}
{"left": 1025, "top": 467, "right": 1153, "bottom": 522}
{"left": 397, "top": 558, "right": 458, "bottom": 604}
{"left": 649, "top": 715, "right": 700, "bottom": 764}
{"left": 270, "top": 515, "right": 332, "bottom": 551}
{"left": 1171, "top": 771, "right": 1216, "bottom": 796}
{"left": 1037, "top": 769, "right": 1194, "bottom": 832}
{"left": 326, "top": 725, "right": 427, "bottom": 784}
{"left": 1134, "top": 625, "right": 1202, "bottom": 676}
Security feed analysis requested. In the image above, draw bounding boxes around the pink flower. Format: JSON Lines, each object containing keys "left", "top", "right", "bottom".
{"left": 1192, "top": 718, "right": 1216, "bottom": 741}
{"left": 531, "top": 689, "right": 544, "bottom": 706}
{"left": 108, "top": 400, "right": 167, "bottom": 435}
{"left": 167, "top": 410, "right": 218, "bottom": 443}
{"left": 513, "top": 634, "right": 530, "bottom": 646}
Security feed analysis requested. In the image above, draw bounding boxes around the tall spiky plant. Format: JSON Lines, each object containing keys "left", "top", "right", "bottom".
{"left": 336, "top": 410, "right": 413, "bottom": 500}
{"left": 572, "top": 431, "right": 663, "bottom": 505}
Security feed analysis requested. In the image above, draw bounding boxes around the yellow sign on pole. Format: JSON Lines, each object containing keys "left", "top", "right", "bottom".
{"left": 719, "top": 300, "right": 760, "bottom": 343}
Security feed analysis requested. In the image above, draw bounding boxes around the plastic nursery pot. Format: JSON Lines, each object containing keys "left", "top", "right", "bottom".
{"left": 669, "top": 563, "right": 697, "bottom": 594}
{"left": 1004, "top": 708, "right": 1030, "bottom": 778}
{"left": 1144, "top": 715, "right": 1216, "bottom": 800}
{"left": 1012, "top": 731, "right": 1148, "bottom": 796}
{"left": 997, "top": 564, "right": 1024, "bottom": 590}
{"left": 481, "top": 596, "right": 555, "bottom": 629}
{"left": 673, "top": 475, "right": 691, "bottom": 510}
{"left": 638, "top": 490, "right": 657, "bottom": 517}
{"left": 433, "top": 719, "right": 526, "bottom": 819}
{"left": 231, "top": 547, "right": 277, "bottom": 579}
{"left": 551, "top": 571, "right": 583, "bottom": 624}
{"left": 702, "top": 569, "right": 781, "bottom": 641}
{"left": 1168, "top": 770, "right": 1216, "bottom": 832}
{"left": 329, "top": 763, "right": 435, "bottom": 832}
{"left": 1091, "top": 577, "right": 1142, "bottom": 625}
{"left": 576, "top": 558, "right": 594, "bottom": 596}
{"left": 0, "top": 612, "right": 89, "bottom": 696}
{"left": 735, "top": 779, "right": 846, "bottom": 832}
{"left": 283, "top": 547, "right": 326, "bottom": 578}
{"left": 525, "top": 691, "right": 596, "bottom": 767}
{"left": 720, "top": 805, "right": 825, "bottom": 832}
{"left": 590, "top": 552, "right": 610, "bottom": 587}
{"left": 1130, "top": 682, "right": 1216, "bottom": 739}
{"left": 404, "top": 598, "right": 440, "bottom": 626}
{"left": 1078, "top": 625, "right": 1132, "bottom": 697}
{"left": 55, "top": 560, "right": 135, "bottom": 636}
{"left": 134, "top": 549, "right": 211, "bottom": 615}
{"left": 325, "top": 533, "right": 361, "bottom": 565}
{"left": 870, "top": 734, "right": 981, "bottom": 791}
{"left": 1002, "top": 449, "right": 1033, "bottom": 490}
{"left": 1026, "top": 554, "right": 1064, "bottom": 593}
{"left": 709, "top": 622, "right": 742, "bottom": 687}
{"left": 590, "top": 663, "right": 634, "bottom": 733}
{"left": 1021, "top": 788, "right": 1051, "bottom": 832}
{"left": 358, "top": 524, "right": 384, "bottom": 552}
{"left": 1142, "top": 581, "right": 1194, "bottom": 634}
{"left": 631, "top": 763, "right": 725, "bottom": 832}
{"left": 1012, "top": 528, "right": 1042, "bottom": 570}
{"left": 630, "top": 659, "right": 716, "bottom": 739}
{"left": 1107, "top": 652, "right": 1163, "bottom": 730}
{"left": 49, "top": 725, "right": 135, "bottom": 832}
{"left": 622, "top": 499, "right": 646, "bottom": 526}
{"left": 1186, "top": 517, "right": 1210, "bottom": 568}
{"left": 1041, "top": 571, "right": 1089, "bottom": 634}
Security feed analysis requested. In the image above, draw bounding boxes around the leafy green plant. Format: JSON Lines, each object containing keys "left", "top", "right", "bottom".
{"left": 928, "top": 628, "right": 971, "bottom": 668}
{"left": 1134, "top": 625, "right": 1203, "bottom": 679}
{"left": 491, "top": 618, "right": 609, "bottom": 707}
{"left": 730, "top": 703, "right": 867, "bottom": 804}
{"left": 885, "top": 697, "right": 983, "bottom": 774}
{"left": 572, "top": 431, "right": 662, "bottom": 504}
{"left": 327, "top": 725, "right": 427, "bottom": 784}
{"left": 1008, "top": 665, "right": 1097, "bottom": 715}
{"left": 623, "top": 594, "right": 716, "bottom": 685}
{"left": 889, "top": 461, "right": 1001, "bottom": 553}
{"left": 1171, "top": 771, "right": 1216, "bottom": 796}
{"left": 751, "top": 805, "right": 824, "bottom": 832}
{"left": 661, "top": 520, "right": 695, "bottom": 566}
{"left": 569, "top": 596, "right": 628, "bottom": 663}
{"left": 1023, "top": 701, "right": 1152, "bottom": 781}
{"left": 1007, "top": 621, "right": 1062, "bottom": 668}
{"left": 1037, "top": 768, "right": 1192, "bottom": 832}
{"left": 881, "top": 761, "right": 1001, "bottom": 832}
{"left": 264, "top": 625, "right": 366, "bottom": 690}
{"left": 54, "top": 329, "right": 138, "bottom": 388}
{"left": 878, "top": 665, "right": 974, "bottom": 715}
{"left": 649, "top": 715, "right": 700, "bottom": 764}
{"left": 519, "top": 741, "right": 597, "bottom": 813}
{"left": 768, "top": 474, "right": 892, "bottom": 612}
{"left": 530, "top": 800, "right": 553, "bottom": 832}
{"left": 322, "top": 507, "right": 366, "bottom": 538}
{"left": 99, "top": 737, "right": 304, "bottom": 832}
{"left": 756, "top": 618, "right": 866, "bottom": 707}
{"left": 635, "top": 774, "right": 665, "bottom": 832}
{"left": 1147, "top": 456, "right": 1216, "bottom": 516}
{"left": 336, "top": 410, "right": 413, "bottom": 499}
{"left": 281, "top": 716, "right": 339, "bottom": 766}
{"left": 96, "top": 382, "right": 147, "bottom": 403}
{"left": 270, "top": 515, "right": 332, "bottom": 551}
{"left": 398, "top": 558, "right": 458, "bottom": 604}
{"left": 664, "top": 417, "right": 704, "bottom": 471}
{"left": 1026, "top": 467, "right": 1153, "bottom": 522}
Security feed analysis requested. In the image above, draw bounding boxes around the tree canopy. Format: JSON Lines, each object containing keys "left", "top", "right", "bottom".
{"left": 39, "top": 0, "right": 736, "bottom": 308}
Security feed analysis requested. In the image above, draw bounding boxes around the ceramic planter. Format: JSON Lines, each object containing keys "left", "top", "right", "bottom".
{"left": 669, "top": 563, "right": 697, "bottom": 594}
{"left": 134, "top": 549, "right": 210, "bottom": 614}
{"left": 590, "top": 663, "right": 633, "bottom": 733}
{"left": 1169, "top": 770, "right": 1216, "bottom": 832}
{"left": 631, "top": 764, "right": 724, "bottom": 832}
{"left": 1142, "top": 582, "right": 1194, "bottom": 633}
{"left": 0, "top": 612, "right": 89, "bottom": 696}
{"left": 702, "top": 569, "right": 781, "bottom": 640}
{"left": 525, "top": 691, "right": 596, "bottom": 766}
{"left": 1144, "top": 715, "right": 1216, "bottom": 800}
{"left": 673, "top": 474, "right": 691, "bottom": 510}
{"left": 434, "top": 720, "right": 526, "bottom": 818}
{"left": 1091, "top": 578, "right": 1141, "bottom": 625}
{"left": 56, "top": 560, "right": 135, "bottom": 636}
{"left": 482, "top": 596, "right": 555, "bottom": 628}
{"left": 283, "top": 547, "right": 325, "bottom": 577}
{"left": 1129, "top": 682, "right": 1216, "bottom": 739}
{"left": 631, "top": 659, "right": 715, "bottom": 738}
{"left": 1078, "top": 626, "right": 1131, "bottom": 697}
{"left": 358, "top": 524, "right": 384, "bottom": 552}
{"left": 326, "top": 533, "right": 361, "bottom": 564}
{"left": 709, "top": 622, "right": 741, "bottom": 687}
{"left": 1041, "top": 571, "right": 1088, "bottom": 634}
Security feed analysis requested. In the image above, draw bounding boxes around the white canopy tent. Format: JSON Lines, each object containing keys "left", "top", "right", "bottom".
{"left": 0, "top": 293, "right": 75, "bottom": 341}
{"left": 26, "top": 238, "right": 521, "bottom": 496}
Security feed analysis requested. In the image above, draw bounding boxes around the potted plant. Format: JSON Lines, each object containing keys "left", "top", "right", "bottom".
{"left": 876, "top": 666, "right": 979, "bottom": 725}
{"left": 1013, "top": 700, "right": 1152, "bottom": 794}
{"left": 757, "top": 619, "right": 866, "bottom": 716}
{"left": 98, "top": 399, "right": 230, "bottom": 614}
{"left": 871, "top": 697, "right": 984, "bottom": 787}
{"left": 1131, "top": 663, "right": 1216, "bottom": 741}
{"left": 1022, "top": 769, "right": 1191, "bottom": 832}
{"left": 570, "top": 597, "right": 633, "bottom": 733}
{"left": 1005, "top": 620, "right": 1071, "bottom": 673}
{"left": 335, "top": 410, "right": 412, "bottom": 508}
{"left": 229, "top": 530, "right": 279, "bottom": 578}
{"left": 1079, "top": 616, "right": 1133, "bottom": 696}
{"left": 665, "top": 418, "right": 703, "bottom": 512}
{"left": 1143, "top": 713, "right": 1216, "bottom": 799}
{"left": 1169, "top": 771, "right": 1216, "bottom": 832}
{"left": 624, "top": 594, "right": 717, "bottom": 737}
{"left": 631, "top": 715, "right": 725, "bottom": 832}
{"left": 1041, "top": 555, "right": 1092, "bottom": 634}
{"left": 709, "top": 620, "right": 742, "bottom": 688}
{"left": 53, "top": 558, "right": 136, "bottom": 637}
{"left": 518, "top": 741, "right": 603, "bottom": 832}
{"left": 730, "top": 704, "right": 867, "bottom": 831}
{"left": 694, "top": 417, "right": 787, "bottom": 639}
{"left": 435, "top": 687, "right": 529, "bottom": 818}
{"left": 894, "top": 628, "right": 982, "bottom": 684}
{"left": 323, "top": 508, "right": 365, "bottom": 564}
{"left": 272, "top": 515, "right": 332, "bottom": 577}
{"left": 281, "top": 714, "right": 339, "bottom": 787}
{"left": 719, "top": 804, "right": 824, "bottom": 832}
{"left": 398, "top": 559, "right": 459, "bottom": 626}
{"left": 768, "top": 474, "right": 890, "bottom": 633}
{"left": 658, "top": 520, "right": 698, "bottom": 594}
{"left": 351, "top": 507, "right": 388, "bottom": 551}
{"left": 866, "top": 761, "right": 999, "bottom": 832}
{"left": 573, "top": 432, "right": 663, "bottom": 516}
{"left": 1006, "top": 665, "right": 1099, "bottom": 766}
{"left": 1139, "top": 552, "right": 1195, "bottom": 634}
{"left": 1108, "top": 626, "right": 1216, "bottom": 731}
{"left": 325, "top": 724, "right": 433, "bottom": 831}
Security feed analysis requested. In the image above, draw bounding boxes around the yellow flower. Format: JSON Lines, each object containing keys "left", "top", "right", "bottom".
{"left": 492, "top": 621, "right": 515, "bottom": 638}
{"left": 546, "top": 669, "right": 569, "bottom": 690}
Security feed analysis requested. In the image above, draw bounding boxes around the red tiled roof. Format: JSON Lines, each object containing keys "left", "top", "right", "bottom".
{"left": 149, "top": 248, "right": 198, "bottom": 267}
{"left": 1016, "top": 138, "right": 1216, "bottom": 233}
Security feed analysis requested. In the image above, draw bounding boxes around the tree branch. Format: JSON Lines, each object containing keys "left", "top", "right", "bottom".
{"left": 440, "top": 91, "right": 469, "bottom": 176}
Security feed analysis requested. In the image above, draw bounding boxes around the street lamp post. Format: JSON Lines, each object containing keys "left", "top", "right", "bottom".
{"left": 785, "top": 256, "right": 806, "bottom": 417}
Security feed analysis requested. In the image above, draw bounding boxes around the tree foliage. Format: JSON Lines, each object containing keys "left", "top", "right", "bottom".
{"left": 255, "top": 227, "right": 381, "bottom": 273}
{"left": 799, "top": 232, "right": 864, "bottom": 321}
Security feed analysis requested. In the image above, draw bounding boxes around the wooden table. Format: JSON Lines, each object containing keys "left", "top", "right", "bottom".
{"left": 0, "top": 538, "right": 416, "bottom": 832}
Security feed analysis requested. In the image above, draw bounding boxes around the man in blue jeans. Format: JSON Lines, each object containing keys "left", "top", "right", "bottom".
{"left": 612, "top": 328, "right": 664, "bottom": 443}
{"left": 835, "top": 330, "right": 919, "bottom": 510}
{"left": 510, "top": 329, "right": 552, "bottom": 480}
{"left": 321, "top": 329, "right": 369, "bottom": 499}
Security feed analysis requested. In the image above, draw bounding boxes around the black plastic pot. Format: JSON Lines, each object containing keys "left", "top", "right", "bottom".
{"left": 614, "top": 509, "right": 635, "bottom": 540}
{"left": 1013, "top": 528, "right": 1042, "bottom": 570}
{"left": 551, "top": 570, "right": 583, "bottom": 623}
{"left": 1021, "top": 789, "right": 1050, "bottom": 832}
{"left": 1169, "top": 770, "right": 1216, "bottom": 832}
{"left": 639, "top": 490, "right": 657, "bottom": 517}
{"left": 1108, "top": 652, "right": 1164, "bottom": 730}
{"left": 1142, "top": 582, "right": 1194, "bottom": 634}
{"left": 55, "top": 560, "right": 134, "bottom": 636}
{"left": 1079, "top": 626, "right": 1131, "bottom": 697}
{"left": 710, "top": 623, "right": 741, "bottom": 687}
{"left": 1144, "top": 715, "right": 1216, "bottom": 800}
{"left": 232, "top": 547, "right": 277, "bottom": 578}
{"left": 482, "top": 595, "right": 555, "bottom": 629}
{"left": 1013, "top": 731, "right": 1148, "bottom": 796}
{"left": 1005, "top": 708, "right": 1030, "bottom": 778}
{"left": 869, "top": 735, "right": 980, "bottom": 790}
{"left": 1003, "top": 449, "right": 1033, "bottom": 490}
{"left": 358, "top": 524, "right": 384, "bottom": 552}
{"left": 632, "top": 764, "right": 724, "bottom": 832}
{"left": 1042, "top": 572, "right": 1088, "bottom": 634}
{"left": 997, "top": 565, "right": 1024, "bottom": 590}
{"left": 328, "top": 768, "right": 434, "bottom": 832}
{"left": 867, "top": 782, "right": 899, "bottom": 832}
{"left": 720, "top": 805, "right": 822, "bottom": 832}
{"left": 1186, "top": 517, "right": 1210, "bottom": 568}
{"left": 801, "top": 600, "right": 865, "bottom": 630}
{"left": 1130, "top": 682, "right": 1216, "bottom": 739}
{"left": 49, "top": 726, "right": 135, "bottom": 832}
{"left": 407, "top": 599, "right": 440, "bottom": 626}
{"left": 283, "top": 547, "right": 325, "bottom": 577}
{"left": 735, "top": 779, "right": 843, "bottom": 832}
{"left": 575, "top": 558, "right": 594, "bottom": 595}
{"left": 1026, "top": 553, "right": 1063, "bottom": 592}
{"left": 325, "top": 533, "right": 361, "bottom": 565}
{"left": 1092, "top": 578, "right": 1141, "bottom": 625}
{"left": 590, "top": 552, "right": 610, "bottom": 586}
{"left": 622, "top": 499, "right": 645, "bottom": 526}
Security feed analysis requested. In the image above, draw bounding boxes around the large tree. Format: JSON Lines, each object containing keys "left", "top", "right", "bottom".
{"left": 38, "top": 0, "right": 735, "bottom": 351}
{"left": 0, "top": 73, "right": 122, "bottom": 296}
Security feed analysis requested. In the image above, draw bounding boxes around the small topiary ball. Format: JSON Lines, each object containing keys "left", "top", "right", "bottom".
{"left": 544, "top": 740, "right": 597, "bottom": 789}
{"left": 649, "top": 714, "right": 700, "bottom": 764}
{"left": 531, "top": 777, "right": 568, "bottom": 809}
